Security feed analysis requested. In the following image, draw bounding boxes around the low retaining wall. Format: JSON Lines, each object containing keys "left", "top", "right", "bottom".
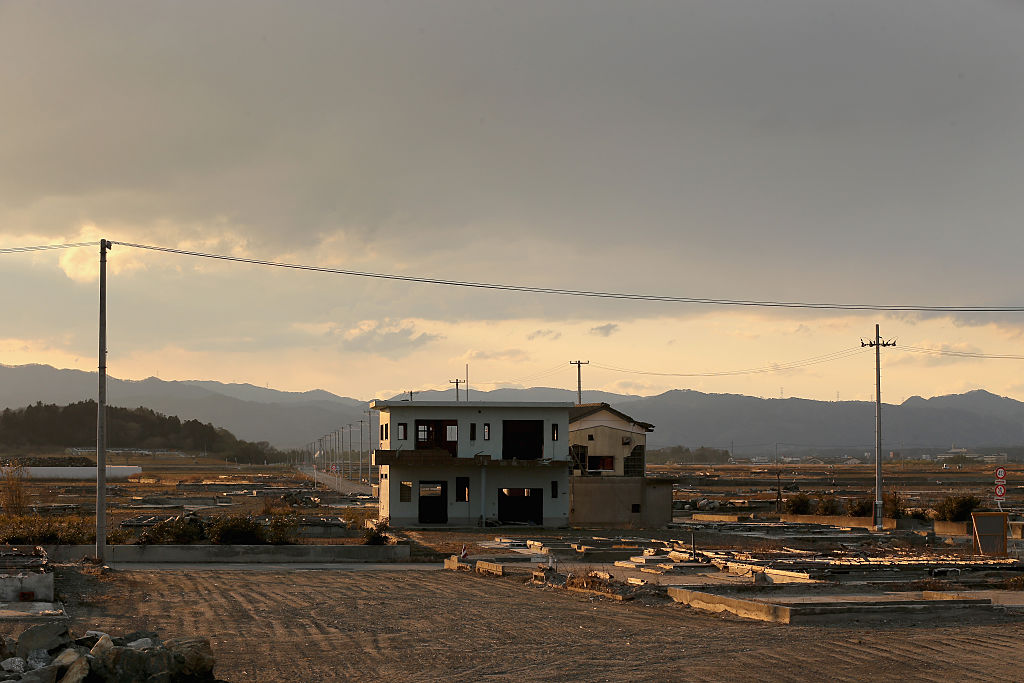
{"left": 23, "top": 466, "right": 142, "bottom": 481}
{"left": 43, "top": 543, "right": 410, "bottom": 563}
{"left": 780, "top": 514, "right": 927, "bottom": 531}
{"left": 934, "top": 520, "right": 973, "bottom": 536}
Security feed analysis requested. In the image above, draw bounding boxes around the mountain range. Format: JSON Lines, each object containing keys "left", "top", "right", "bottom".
{"left": 2, "top": 363, "right": 1024, "bottom": 454}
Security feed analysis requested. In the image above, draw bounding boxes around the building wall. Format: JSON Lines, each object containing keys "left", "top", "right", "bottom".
{"left": 379, "top": 405, "right": 570, "bottom": 461}
{"left": 569, "top": 477, "right": 672, "bottom": 528}
{"left": 380, "top": 462, "right": 570, "bottom": 527}
{"left": 569, "top": 410, "right": 648, "bottom": 475}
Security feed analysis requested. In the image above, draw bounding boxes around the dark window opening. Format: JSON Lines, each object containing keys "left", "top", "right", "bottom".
{"left": 570, "top": 444, "right": 588, "bottom": 471}
{"left": 587, "top": 455, "right": 615, "bottom": 472}
{"left": 415, "top": 419, "right": 459, "bottom": 456}
{"left": 587, "top": 434, "right": 594, "bottom": 441}
{"left": 631, "top": 503, "right": 641, "bottom": 513}
{"left": 551, "top": 423, "right": 559, "bottom": 441}
{"left": 470, "top": 423, "right": 477, "bottom": 441}
{"left": 551, "top": 480, "right": 558, "bottom": 498}
{"left": 399, "top": 481, "right": 412, "bottom": 502}
{"left": 384, "top": 423, "right": 389, "bottom": 440}
{"left": 380, "top": 425, "right": 385, "bottom": 440}
{"left": 502, "top": 420, "right": 544, "bottom": 460}
{"left": 396, "top": 423, "right": 407, "bottom": 440}
{"left": 456, "top": 476, "right": 470, "bottom": 502}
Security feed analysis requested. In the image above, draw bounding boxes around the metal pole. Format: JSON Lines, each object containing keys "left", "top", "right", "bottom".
{"left": 570, "top": 360, "right": 589, "bottom": 405}
{"left": 359, "top": 419, "right": 365, "bottom": 482}
{"left": 874, "top": 323, "right": 883, "bottom": 531}
{"left": 96, "top": 239, "right": 110, "bottom": 560}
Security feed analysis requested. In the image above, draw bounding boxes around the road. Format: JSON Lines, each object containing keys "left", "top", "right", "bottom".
{"left": 296, "top": 465, "right": 373, "bottom": 495}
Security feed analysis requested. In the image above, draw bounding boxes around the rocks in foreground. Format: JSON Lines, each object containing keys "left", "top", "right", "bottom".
{"left": 0, "top": 622, "right": 227, "bottom": 682}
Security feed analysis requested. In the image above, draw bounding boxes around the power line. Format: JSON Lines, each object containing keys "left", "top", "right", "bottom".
{"left": 591, "top": 347, "right": 866, "bottom": 378}
{"left": 0, "top": 242, "right": 96, "bottom": 254}
{"left": 107, "top": 241, "right": 1024, "bottom": 313}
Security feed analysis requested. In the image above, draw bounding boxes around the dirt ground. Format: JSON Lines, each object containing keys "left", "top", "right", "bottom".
{"left": 7, "top": 565, "right": 1020, "bottom": 682}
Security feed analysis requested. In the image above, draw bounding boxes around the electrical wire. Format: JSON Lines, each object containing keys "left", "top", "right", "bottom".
{"left": 109, "top": 241, "right": 1024, "bottom": 313}
{"left": 590, "top": 347, "right": 866, "bottom": 378}
{"left": 0, "top": 242, "right": 96, "bottom": 254}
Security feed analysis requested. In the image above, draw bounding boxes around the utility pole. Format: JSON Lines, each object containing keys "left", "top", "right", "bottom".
{"left": 465, "top": 364, "right": 469, "bottom": 402}
{"left": 347, "top": 424, "right": 353, "bottom": 479}
{"left": 405, "top": 390, "right": 416, "bottom": 401}
{"left": 358, "top": 418, "right": 365, "bottom": 482}
{"left": 570, "top": 360, "right": 589, "bottom": 405}
{"left": 450, "top": 378, "right": 463, "bottom": 401}
{"left": 862, "top": 323, "right": 896, "bottom": 531}
{"left": 96, "top": 239, "right": 111, "bottom": 561}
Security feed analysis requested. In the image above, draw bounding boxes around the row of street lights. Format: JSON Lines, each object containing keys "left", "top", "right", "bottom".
{"left": 304, "top": 411, "right": 375, "bottom": 483}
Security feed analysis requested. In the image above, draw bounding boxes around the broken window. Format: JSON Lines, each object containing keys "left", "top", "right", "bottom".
{"left": 456, "top": 476, "right": 469, "bottom": 502}
{"left": 396, "top": 423, "right": 407, "bottom": 440}
{"left": 587, "top": 434, "right": 594, "bottom": 441}
{"left": 399, "top": 481, "right": 412, "bottom": 503}
{"left": 631, "top": 503, "right": 641, "bottom": 513}
{"left": 483, "top": 423, "right": 491, "bottom": 440}
{"left": 586, "top": 455, "right": 614, "bottom": 472}
{"left": 551, "top": 480, "right": 558, "bottom": 498}
{"left": 470, "top": 423, "right": 477, "bottom": 440}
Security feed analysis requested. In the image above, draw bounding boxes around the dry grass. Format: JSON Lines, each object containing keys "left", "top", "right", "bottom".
{"left": 0, "top": 465, "right": 28, "bottom": 516}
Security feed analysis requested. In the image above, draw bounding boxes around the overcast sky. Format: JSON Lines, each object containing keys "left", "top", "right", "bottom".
{"left": 3, "top": 0, "right": 1024, "bottom": 403}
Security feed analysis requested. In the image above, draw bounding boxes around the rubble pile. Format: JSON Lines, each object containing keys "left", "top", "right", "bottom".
{"left": 0, "top": 623, "right": 225, "bottom": 682}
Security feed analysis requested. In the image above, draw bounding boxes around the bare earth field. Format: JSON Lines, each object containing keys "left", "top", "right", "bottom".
{"left": 12, "top": 565, "right": 1022, "bottom": 682}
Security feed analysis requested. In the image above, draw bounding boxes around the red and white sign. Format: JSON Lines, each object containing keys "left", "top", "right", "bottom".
{"left": 995, "top": 466, "right": 1007, "bottom": 484}
{"left": 995, "top": 483, "right": 1006, "bottom": 501}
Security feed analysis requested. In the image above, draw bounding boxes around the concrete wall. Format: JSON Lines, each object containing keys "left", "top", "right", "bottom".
{"left": 570, "top": 476, "right": 672, "bottom": 528}
{"left": 377, "top": 403, "right": 571, "bottom": 461}
{"left": 0, "top": 572, "right": 53, "bottom": 601}
{"left": 22, "top": 466, "right": 142, "bottom": 480}
{"left": 780, "top": 514, "right": 928, "bottom": 531}
{"left": 43, "top": 544, "right": 410, "bottom": 563}
{"left": 380, "top": 462, "right": 570, "bottom": 527}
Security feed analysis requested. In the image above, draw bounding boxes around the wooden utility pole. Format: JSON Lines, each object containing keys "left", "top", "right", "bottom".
{"left": 96, "top": 239, "right": 111, "bottom": 561}
{"left": 450, "top": 378, "right": 463, "bottom": 401}
{"left": 570, "top": 360, "right": 589, "bottom": 405}
{"left": 862, "top": 324, "right": 895, "bottom": 531}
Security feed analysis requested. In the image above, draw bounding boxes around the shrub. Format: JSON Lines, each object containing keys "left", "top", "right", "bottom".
{"left": 935, "top": 494, "right": 981, "bottom": 522}
{"left": 783, "top": 493, "right": 811, "bottom": 515}
{"left": 814, "top": 495, "right": 841, "bottom": 516}
{"left": 884, "top": 492, "right": 906, "bottom": 519}
{"left": 0, "top": 515, "right": 94, "bottom": 545}
{"left": 363, "top": 517, "right": 390, "bottom": 545}
{"left": 137, "top": 514, "right": 208, "bottom": 545}
{"left": 1, "top": 466, "right": 28, "bottom": 516}
{"left": 846, "top": 498, "right": 873, "bottom": 517}
{"left": 264, "top": 515, "right": 298, "bottom": 545}
{"left": 207, "top": 515, "right": 266, "bottom": 545}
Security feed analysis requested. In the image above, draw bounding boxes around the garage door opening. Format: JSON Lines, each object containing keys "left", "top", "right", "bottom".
{"left": 418, "top": 481, "right": 448, "bottom": 524}
{"left": 497, "top": 487, "right": 543, "bottom": 525}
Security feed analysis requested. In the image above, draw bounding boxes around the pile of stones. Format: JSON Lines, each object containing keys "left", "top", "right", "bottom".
{"left": 0, "top": 622, "right": 224, "bottom": 682}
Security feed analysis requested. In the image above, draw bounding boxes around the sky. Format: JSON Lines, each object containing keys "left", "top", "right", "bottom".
{"left": 3, "top": 0, "right": 1024, "bottom": 403}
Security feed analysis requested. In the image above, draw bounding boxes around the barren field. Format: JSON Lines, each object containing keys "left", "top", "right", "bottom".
{"left": 14, "top": 565, "right": 1022, "bottom": 682}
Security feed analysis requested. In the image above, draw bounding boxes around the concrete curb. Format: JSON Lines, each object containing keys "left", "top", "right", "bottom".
{"left": 43, "top": 544, "right": 410, "bottom": 564}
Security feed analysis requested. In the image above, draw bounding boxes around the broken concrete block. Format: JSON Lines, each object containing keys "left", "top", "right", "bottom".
{"left": 126, "top": 638, "right": 153, "bottom": 650}
{"left": 49, "top": 649, "right": 79, "bottom": 668}
{"left": 16, "top": 623, "right": 69, "bottom": 659}
{"left": 164, "top": 636, "right": 215, "bottom": 679}
{"left": 0, "top": 657, "right": 25, "bottom": 673}
{"left": 89, "top": 635, "right": 113, "bottom": 657}
{"left": 26, "top": 648, "right": 52, "bottom": 670}
{"left": 56, "top": 655, "right": 89, "bottom": 683}
{"left": 20, "top": 664, "right": 59, "bottom": 683}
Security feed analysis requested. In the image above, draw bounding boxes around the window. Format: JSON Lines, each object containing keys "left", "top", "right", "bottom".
{"left": 551, "top": 480, "right": 558, "bottom": 498}
{"left": 417, "top": 424, "right": 429, "bottom": 441}
{"left": 384, "top": 423, "right": 389, "bottom": 440}
{"left": 470, "top": 423, "right": 477, "bottom": 441}
{"left": 396, "top": 423, "right": 407, "bottom": 440}
{"left": 446, "top": 424, "right": 458, "bottom": 441}
{"left": 587, "top": 434, "right": 594, "bottom": 441}
{"left": 380, "top": 424, "right": 385, "bottom": 440}
{"left": 551, "top": 423, "right": 559, "bottom": 441}
{"left": 587, "top": 455, "right": 615, "bottom": 472}
{"left": 483, "top": 423, "right": 491, "bottom": 440}
{"left": 399, "top": 481, "right": 412, "bottom": 502}
{"left": 456, "top": 476, "right": 470, "bottom": 502}
{"left": 631, "top": 503, "right": 641, "bottom": 513}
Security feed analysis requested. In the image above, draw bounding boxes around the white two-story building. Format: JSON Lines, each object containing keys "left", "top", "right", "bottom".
{"left": 370, "top": 400, "right": 572, "bottom": 527}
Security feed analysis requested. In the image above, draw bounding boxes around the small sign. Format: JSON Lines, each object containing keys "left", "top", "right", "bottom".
{"left": 995, "top": 483, "right": 1006, "bottom": 501}
{"left": 995, "top": 466, "right": 1007, "bottom": 484}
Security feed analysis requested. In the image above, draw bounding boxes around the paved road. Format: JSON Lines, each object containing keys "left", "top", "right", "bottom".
{"left": 296, "top": 465, "right": 373, "bottom": 495}
{"left": 106, "top": 562, "right": 443, "bottom": 571}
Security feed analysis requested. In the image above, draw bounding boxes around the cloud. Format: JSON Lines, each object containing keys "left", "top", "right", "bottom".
{"left": 589, "top": 323, "right": 619, "bottom": 337}
{"left": 338, "top": 320, "right": 442, "bottom": 356}
{"left": 466, "top": 348, "right": 529, "bottom": 361}
{"left": 527, "top": 329, "right": 561, "bottom": 341}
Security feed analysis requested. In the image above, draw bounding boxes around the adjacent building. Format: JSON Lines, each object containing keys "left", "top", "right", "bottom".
{"left": 371, "top": 400, "right": 571, "bottom": 527}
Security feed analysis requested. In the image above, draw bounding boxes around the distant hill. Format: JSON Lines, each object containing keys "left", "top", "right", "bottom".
{"left": 3, "top": 364, "right": 1024, "bottom": 453}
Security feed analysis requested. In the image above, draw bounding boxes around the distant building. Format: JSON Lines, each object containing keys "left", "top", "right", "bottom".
{"left": 370, "top": 401, "right": 570, "bottom": 527}
{"left": 567, "top": 403, "right": 671, "bottom": 528}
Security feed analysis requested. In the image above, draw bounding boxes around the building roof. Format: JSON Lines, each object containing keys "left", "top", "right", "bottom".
{"left": 370, "top": 400, "right": 574, "bottom": 410}
{"left": 568, "top": 403, "right": 655, "bottom": 432}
